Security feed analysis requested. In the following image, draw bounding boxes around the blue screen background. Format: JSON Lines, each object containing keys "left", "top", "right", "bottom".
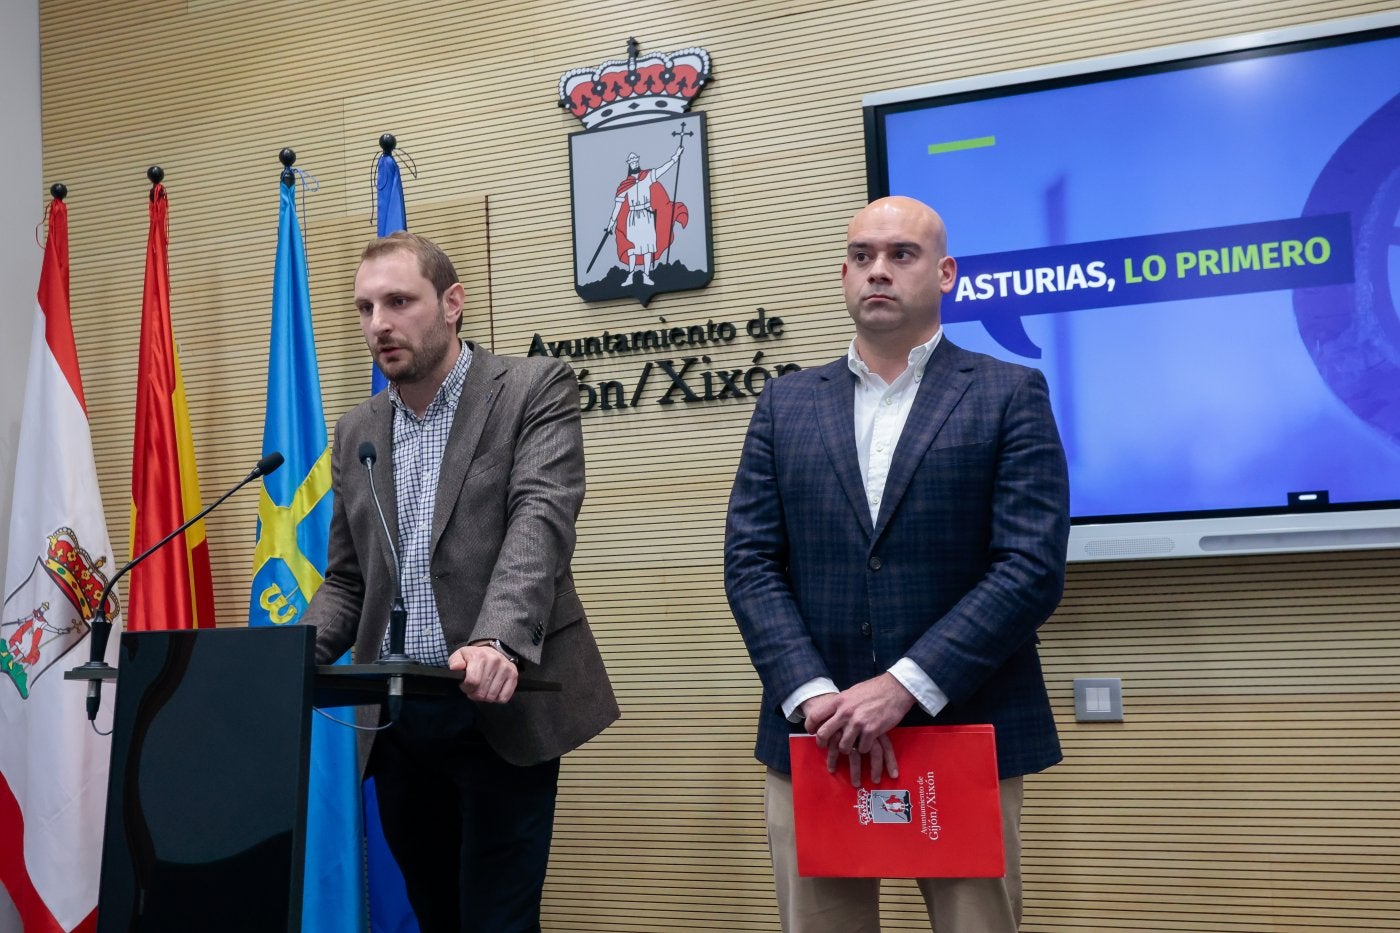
{"left": 882, "top": 35, "right": 1400, "bottom": 518}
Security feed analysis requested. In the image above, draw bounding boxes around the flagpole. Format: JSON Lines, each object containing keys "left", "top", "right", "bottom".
{"left": 248, "top": 146, "right": 371, "bottom": 933}
{"left": 371, "top": 134, "right": 395, "bottom": 231}
{"left": 129, "top": 164, "right": 218, "bottom": 633}
{"left": 42, "top": 180, "right": 122, "bottom": 710}
{"left": 371, "top": 133, "right": 410, "bottom": 394}
{"left": 3, "top": 179, "right": 119, "bottom": 933}
{"left": 281, "top": 146, "right": 297, "bottom": 186}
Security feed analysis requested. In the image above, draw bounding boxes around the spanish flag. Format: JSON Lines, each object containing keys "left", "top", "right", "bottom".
{"left": 127, "top": 181, "right": 215, "bottom": 631}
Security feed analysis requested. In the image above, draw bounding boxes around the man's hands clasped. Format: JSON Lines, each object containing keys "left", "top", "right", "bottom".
{"left": 802, "top": 673, "right": 917, "bottom": 786}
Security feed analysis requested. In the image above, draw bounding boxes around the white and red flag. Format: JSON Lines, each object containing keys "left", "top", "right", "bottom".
{"left": 1, "top": 192, "right": 120, "bottom": 932}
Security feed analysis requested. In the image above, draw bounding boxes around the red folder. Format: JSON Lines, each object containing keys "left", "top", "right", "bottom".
{"left": 789, "top": 724, "right": 1003, "bottom": 878}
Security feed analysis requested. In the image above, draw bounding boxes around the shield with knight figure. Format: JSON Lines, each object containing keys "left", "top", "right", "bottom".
{"left": 560, "top": 40, "right": 715, "bottom": 307}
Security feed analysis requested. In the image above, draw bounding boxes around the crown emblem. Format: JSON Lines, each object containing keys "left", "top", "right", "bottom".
{"left": 42, "top": 527, "right": 117, "bottom": 622}
{"left": 854, "top": 788, "right": 874, "bottom": 825}
{"left": 559, "top": 39, "right": 711, "bottom": 130}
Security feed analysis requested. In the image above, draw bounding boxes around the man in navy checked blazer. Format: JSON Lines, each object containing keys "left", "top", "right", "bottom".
{"left": 725, "top": 196, "right": 1070, "bottom": 932}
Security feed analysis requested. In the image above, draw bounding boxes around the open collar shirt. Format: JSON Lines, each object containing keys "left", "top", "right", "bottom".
{"left": 781, "top": 330, "right": 950, "bottom": 721}
{"left": 381, "top": 341, "right": 473, "bottom": 666}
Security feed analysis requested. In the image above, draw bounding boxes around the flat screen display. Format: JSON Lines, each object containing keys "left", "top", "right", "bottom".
{"left": 864, "top": 14, "right": 1400, "bottom": 560}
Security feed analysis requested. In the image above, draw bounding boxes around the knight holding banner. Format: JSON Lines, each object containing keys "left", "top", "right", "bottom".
{"left": 606, "top": 143, "right": 687, "bottom": 285}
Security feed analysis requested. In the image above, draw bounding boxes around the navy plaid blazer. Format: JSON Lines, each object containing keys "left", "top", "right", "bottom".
{"left": 724, "top": 338, "right": 1069, "bottom": 779}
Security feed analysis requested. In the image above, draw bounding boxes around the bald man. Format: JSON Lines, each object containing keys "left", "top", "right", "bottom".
{"left": 725, "top": 197, "right": 1070, "bottom": 931}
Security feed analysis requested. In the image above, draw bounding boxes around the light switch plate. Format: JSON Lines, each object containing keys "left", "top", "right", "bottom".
{"left": 1073, "top": 677, "right": 1123, "bottom": 722}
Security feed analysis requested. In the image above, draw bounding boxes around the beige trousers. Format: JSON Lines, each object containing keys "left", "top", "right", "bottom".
{"left": 765, "top": 768, "right": 1024, "bottom": 933}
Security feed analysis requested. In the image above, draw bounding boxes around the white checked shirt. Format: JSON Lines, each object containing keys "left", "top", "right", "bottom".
{"left": 781, "top": 331, "right": 950, "bottom": 721}
{"left": 381, "top": 341, "right": 473, "bottom": 666}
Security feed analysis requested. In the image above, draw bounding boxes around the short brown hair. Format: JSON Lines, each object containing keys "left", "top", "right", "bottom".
{"left": 360, "top": 231, "right": 459, "bottom": 299}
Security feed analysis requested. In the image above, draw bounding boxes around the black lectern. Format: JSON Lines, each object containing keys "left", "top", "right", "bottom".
{"left": 95, "top": 625, "right": 316, "bottom": 932}
{"left": 72, "top": 624, "right": 558, "bottom": 931}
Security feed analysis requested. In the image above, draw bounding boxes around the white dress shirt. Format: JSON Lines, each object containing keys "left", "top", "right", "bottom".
{"left": 782, "top": 330, "right": 950, "bottom": 721}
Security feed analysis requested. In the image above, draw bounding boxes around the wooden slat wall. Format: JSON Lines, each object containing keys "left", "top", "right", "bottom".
{"left": 1036, "top": 552, "right": 1400, "bottom": 932}
{"left": 37, "top": 0, "right": 1399, "bottom": 929}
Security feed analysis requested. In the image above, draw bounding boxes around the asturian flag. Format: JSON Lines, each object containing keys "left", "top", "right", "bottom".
{"left": 249, "top": 172, "right": 366, "bottom": 931}
{"left": 127, "top": 179, "right": 216, "bottom": 632}
{"left": 1, "top": 191, "right": 119, "bottom": 933}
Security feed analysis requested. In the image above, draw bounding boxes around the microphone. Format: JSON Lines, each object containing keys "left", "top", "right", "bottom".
{"left": 80, "top": 451, "right": 284, "bottom": 721}
{"left": 359, "top": 442, "right": 410, "bottom": 722}
{"left": 253, "top": 451, "right": 285, "bottom": 478}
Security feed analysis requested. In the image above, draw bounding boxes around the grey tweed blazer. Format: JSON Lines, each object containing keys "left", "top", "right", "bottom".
{"left": 305, "top": 343, "right": 619, "bottom": 769}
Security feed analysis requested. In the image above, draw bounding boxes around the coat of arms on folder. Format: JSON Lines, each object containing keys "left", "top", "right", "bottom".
{"left": 789, "top": 724, "right": 1004, "bottom": 878}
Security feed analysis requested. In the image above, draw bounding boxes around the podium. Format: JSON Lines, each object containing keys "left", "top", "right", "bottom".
{"left": 69, "top": 624, "right": 543, "bottom": 932}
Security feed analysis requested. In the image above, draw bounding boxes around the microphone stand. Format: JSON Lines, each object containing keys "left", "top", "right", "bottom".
{"left": 74, "top": 453, "right": 284, "bottom": 721}
{"left": 359, "top": 444, "right": 410, "bottom": 722}
{"left": 379, "top": 596, "right": 411, "bottom": 723}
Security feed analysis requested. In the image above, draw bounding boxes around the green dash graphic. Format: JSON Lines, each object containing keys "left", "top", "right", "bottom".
{"left": 928, "top": 136, "right": 996, "bottom": 155}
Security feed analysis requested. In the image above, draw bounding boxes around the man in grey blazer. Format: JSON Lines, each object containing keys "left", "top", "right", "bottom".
{"left": 304, "top": 232, "right": 618, "bottom": 932}
{"left": 725, "top": 197, "right": 1070, "bottom": 932}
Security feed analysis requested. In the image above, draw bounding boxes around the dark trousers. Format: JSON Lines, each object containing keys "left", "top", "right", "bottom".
{"left": 368, "top": 694, "right": 560, "bottom": 933}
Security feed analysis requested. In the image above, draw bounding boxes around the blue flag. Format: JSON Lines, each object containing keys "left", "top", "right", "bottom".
{"left": 376, "top": 150, "right": 407, "bottom": 234}
{"left": 251, "top": 177, "right": 367, "bottom": 932}
{"left": 370, "top": 150, "right": 407, "bottom": 395}
{"left": 366, "top": 142, "right": 420, "bottom": 933}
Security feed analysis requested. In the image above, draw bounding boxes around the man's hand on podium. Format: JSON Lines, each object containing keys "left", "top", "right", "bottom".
{"left": 450, "top": 642, "right": 519, "bottom": 704}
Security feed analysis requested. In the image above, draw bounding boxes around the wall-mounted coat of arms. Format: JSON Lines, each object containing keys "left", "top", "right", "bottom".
{"left": 559, "top": 39, "right": 714, "bottom": 306}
